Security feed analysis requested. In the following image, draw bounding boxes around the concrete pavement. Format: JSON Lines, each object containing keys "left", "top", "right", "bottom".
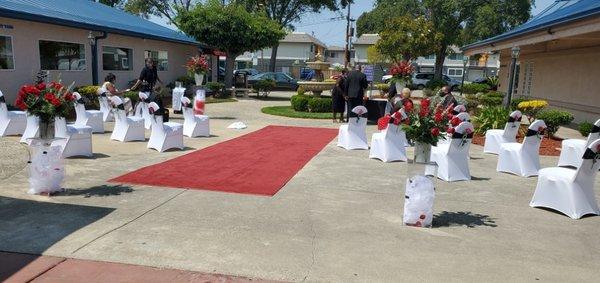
{"left": 0, "top": 92, "right": 599, "bottom": 282}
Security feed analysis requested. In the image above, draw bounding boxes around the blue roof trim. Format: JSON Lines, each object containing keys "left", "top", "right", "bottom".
{"left": 462, "top": 0, "right": 600, "bottom": 50}
{"left": 0, "top": 0, "right": 202, "bottom": 46}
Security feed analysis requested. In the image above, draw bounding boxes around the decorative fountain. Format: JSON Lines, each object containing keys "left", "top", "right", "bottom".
{"left": 297, "top": 52, "right": 336, "bottom": 96}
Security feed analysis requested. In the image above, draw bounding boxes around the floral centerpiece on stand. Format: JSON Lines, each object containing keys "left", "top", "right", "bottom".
{"left": 402, "top": 98, "right": 452, "bottom": 162}
{"left": 15, "top": 81, "right": 75, "bottom": 140}
{"left": 185, "top": 55, "right": 210, "bottom": 86}
{"left": 390, "top": 60, "right": 414, "bottom": 91}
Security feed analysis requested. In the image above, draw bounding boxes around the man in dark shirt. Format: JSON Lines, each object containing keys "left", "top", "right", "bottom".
{"left": 439, "top": 85, "right": 458, "bottom": 109}
{"left": 131, "top": 58, "right": 163, "bottom": 94}
{"left": 344, "top": 65, "right": 369, "bottom": 118}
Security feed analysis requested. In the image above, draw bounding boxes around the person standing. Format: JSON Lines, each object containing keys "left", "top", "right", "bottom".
{"left": 331, "top": 74, "right": 346, "bottom": 123}
{"left": 131, "top": 58, "right": 164, "bottom": 111}
{"left": 438, "top": 85, "right": 458, "bottom": 109}
{"left": 344, "top": 65, "right": 369, "bottom": 118}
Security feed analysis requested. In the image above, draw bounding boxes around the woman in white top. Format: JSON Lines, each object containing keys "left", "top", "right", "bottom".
{"left": 101, "top": 73, "right": 133, "bottom": 114}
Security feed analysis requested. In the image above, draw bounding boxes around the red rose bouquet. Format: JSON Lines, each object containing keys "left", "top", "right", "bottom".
{"left": 185, "top": 55, "right": 210, "bottom": 75}
{"left": 389, "top": 61, "right": 414, "bottom": 85}
{"left": 402, "top": 98, "right": 451, "bottom": 146}
{"left": 15, "top": 81, "right": 75, "bottom": 123}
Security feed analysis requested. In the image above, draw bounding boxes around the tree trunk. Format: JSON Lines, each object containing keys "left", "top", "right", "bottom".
{"left": 433, "top": 43, "right": 447, "bottom": 81}
{"left": 269, "top": 43, "right": 279, "bottom": 72}
{"left": 224, "top": 54, "right": 236, "bottom": 89}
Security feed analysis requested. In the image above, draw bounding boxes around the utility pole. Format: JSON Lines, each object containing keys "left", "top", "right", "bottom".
{"left": 344, "top": 3, "right": 351, "bottom": 69}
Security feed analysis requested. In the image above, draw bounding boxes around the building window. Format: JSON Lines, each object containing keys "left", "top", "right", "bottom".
{"left": 39, "top": 40, "right": 86, "bottom": 71}
{"left": 144, "top": 50, "right": 168, "bottom": 71}
{"left": 329, "top": 52, "right": 336, "bottom": 58}
{"left": 424, "top": 54, "right": 436, "bottom": 60}
{"left": 447, "top": 68, "right": 463, "bottom": 77}
{"left": 0, "top": 35, "right": 14, "bottom": 69}
{"left": 102, "top": 46, "right": 132, "bottom": 71}
{"left": 447, "top": 53, "right": 464, "bottom": 60}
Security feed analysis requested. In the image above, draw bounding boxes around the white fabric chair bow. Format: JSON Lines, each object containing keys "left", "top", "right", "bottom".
{"left": 558, "top": 118, "right": 600, "bottom": 168}
{"left": 181, "top": 97, "right": 210, "bottom": 138}
{"left": 0, "top": 89, "right": 27, "bottom": 136}
{"left": 52, "top": 117, "right": 93, "bottom": 158}
{"left": 97, "top": 86, "right": 114, "bottom": 122}
{"left": 484, "top": 110, "right": 522, "bottom": 154}
{"left": 369, "top": 109, "right": 408, "bottom": 162}
{"left": 73, "top": 92, "right": 104, "bottom": 133}
{"left": 497, "top": 119, "right": 546, "bottom": 177}
{"left": 338, "top": 106, "right": 369, "bottom": 150}
{"left": 451, "top": 104, "right": 467, "bottom": 115}
{"left": 430, "top": 121, "right": 474, "bottom": 181}
{"left": 135, "top": 92, "right": 153, "bottom": 129}
{"left": 109, "top": 96, "right": 145, "bottom": 142}
{"left": 147, "top": 102, "right": 184, "bottom": 152}
{"left": 530, "top": 139, "right": 600, "bottom": 219}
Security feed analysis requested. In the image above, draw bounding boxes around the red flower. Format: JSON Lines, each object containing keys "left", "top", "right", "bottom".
{"left": 451, "top": 117, "right": 461, "bottom": 127}
{"left": 22, "top": 85, "right": 41, "bottom": 96}
{"left": 431, "top": 128, "right": 440, "bottom": 136}
{"left": 434, "top": 113, "right": 443, "bottom": 123}
{"left": 64, "top": 92, "right": 74, "bottom": 101}
{"left": 36, "top": 82, "right": 46, "bottom": 90}
{"left": 49, "top": 82, "right": 63, "bottom": 90}
{"left": 421, "top": 98, "right": 430, "bottom": 109}
{"left": 447, "top": 127, "right": 455, "bottom": 134}
{"left": 403, "top": 102, "right": 413, "bottom": 113}
{"left": 50, "top": 98, "right": 61, "bottom": 107}
{"left": 15, "top": 97, "right": 27, "bottom": 110}
{"left": 44, "top": 93, "right": 55, "bottom": 101}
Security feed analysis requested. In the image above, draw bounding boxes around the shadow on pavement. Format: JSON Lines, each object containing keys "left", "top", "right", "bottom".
{"left": 60, "top": 184, "right": 134, "bottom": 197}
{"left": 0, "top": 196, "right": 115, "bottom": 280}
{"left": 433, "top": 211, "right": 497, "bottom": 228}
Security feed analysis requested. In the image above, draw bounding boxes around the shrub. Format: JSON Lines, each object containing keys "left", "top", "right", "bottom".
{"left": 291, "top": 95, "right": 310, "bottom": 112}
{"left": 579, "top": 121, "right": 594, "bottom": 137}
{"left": 465, "top": 93, "right": 480, "bottom": 112}
{"left": 74, "top": 85, "right": 100, "bottom": 110}
{"left": 486, "top": 76, "right": 499, "bottom": 90}
{"left": 473, "top": 107, "right": 510, "bottom": 135}
{"left": 425, "top": 79, "right": 446, "bottom": 90}
{"left": 510, "top": 96, "right": 530, "bottom": 111}
{"left": 461, "top": 83, "right": 491, "bottom": 94}
{"left": 479, "top": 91, "right": 504, "bottom": 107}
{"left": 307, "top": 96, "right": 333, "bottom": 113}
{"left": 124, "top": 91, "right": 140, "bottom": 104}
{"left": 167, "top": 75, "right": 195, "bottom": 89}
{"left": 537, "top": 109, "right": 574, "bottom": 137}
{"left": 375, "top": 83, "right": 390, "bottom": 93}
{"left": 297, "top": 86, "right": 306, "bottom": 96}
{"left": 252, "top": 79, "right": 276, "bottom": 97}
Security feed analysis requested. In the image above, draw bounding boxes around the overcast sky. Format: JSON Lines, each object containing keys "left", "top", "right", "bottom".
{"left": 151, "top": 0, "right": 557, "bottom": 46}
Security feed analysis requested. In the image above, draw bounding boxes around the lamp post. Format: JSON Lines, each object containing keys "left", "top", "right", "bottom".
{"left": 460, "top": 55, "right": 469, "bottom": 96}
{"left": 505, "top": 46, "right": 520, "bottom": 109}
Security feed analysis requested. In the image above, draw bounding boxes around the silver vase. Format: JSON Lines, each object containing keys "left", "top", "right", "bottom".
{"left": 414, "top": 141, "right": 432, "bottom": 163}
{"left": 39, "top": 119, "right": 55, "bottom": 141}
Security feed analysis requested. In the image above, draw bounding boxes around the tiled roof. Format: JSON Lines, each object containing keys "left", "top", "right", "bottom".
{"left": 280, "top": 32, "right": 326, "bottom": 47}
{"left": 327, "top": 45, "right": 345, "bottom": 51}
{"left": 0, "top": 0, "right": 200, "bottom": 45}
{"left": 354, "top": 34, "right": 380, "bottom": 45}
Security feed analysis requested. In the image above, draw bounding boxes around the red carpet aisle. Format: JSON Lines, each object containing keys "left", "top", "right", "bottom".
{"left": 110, "top": 126, "right": 338, "bottom": 196}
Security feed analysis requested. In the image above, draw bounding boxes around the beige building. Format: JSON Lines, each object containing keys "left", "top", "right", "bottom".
{"left": 462, "top": 0, "right": 600, "bottom": 122}
{"left": 0, "top": 0, "right": 203, "bottom": 103}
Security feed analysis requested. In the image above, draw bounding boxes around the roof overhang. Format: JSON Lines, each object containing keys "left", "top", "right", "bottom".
{"left": 0, "top": 8, "right": 208, "bottom": 48}
{"left": 462, "top": 10, "right": 600, "bottom": 56}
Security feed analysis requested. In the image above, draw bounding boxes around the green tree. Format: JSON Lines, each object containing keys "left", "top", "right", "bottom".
{"left": 176, "top": 0, "right": 286, "bottom": 88}
{"left": 99, "top": 0, "right": 123, "bottom": 7}
{"left": 375, "top": 16, "right": 441, "bottom": 62}
{"left": 356, "top": 0, "right": 533, "bottom": 80}
{"left": 240, "top": 0, "right": 351, "bottom": 72}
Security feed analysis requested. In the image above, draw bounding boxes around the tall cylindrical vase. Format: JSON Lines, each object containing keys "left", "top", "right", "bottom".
{"left": 39, "top": 119, "right": 55, "bottom": 141}
{"left": 194, "top": 73, "right": 204, "bottom": 86}
{"left": 414, "top": 141, "right": 432, "bottom": 163}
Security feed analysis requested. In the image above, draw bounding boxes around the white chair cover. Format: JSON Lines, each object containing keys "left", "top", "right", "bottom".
{"left": 181, "top": 97, "right": 210, "bottom": 138}
{"left": 52, "top": 117, "right": 93, "bottom": 158}
{"left": 20, "top": 114, "right": 40, "bottom": 144}
{"left": 109, "top": 96, "right": 145, "bottom": 142}
{"left": 135, "top": 92, "right": 153, "bottom": 129}
{"left": 97, "top": 86, "right": 114, "bottom": 122}
{"left": 147, "top": 102, "right": 184, "bottom": 152}
{"left": 484, "top": 110, "right": 522, "bottom": 154}
{"left": 430, "top": 121, "right": 474, "bottom": 181}
{"left": 172, "top": 87, "right": 186, "bottom": 112}
{"left": 530, "top": 139, "right": 600, "bottom": 219}
{"left": 451, "top": 104, "right": 467, "bottom": 115}
{"left": 369, "top": 123, "right": 408, "bottom": 162}
{"left": 558, "top": 118, "right": 600, "bottom": 168}
{"left": 440, "top": 112, "right": 471, "bottom": 144}
{"left": 0, "top": 89, "right": 27, "bottom": 136}
{"left": 497, "top": 120, "right": 546, "bottom": 177}
{"left": 338, "top": 116, "right": 368, "bottom": 150}
{"left": 73, "top": 92, "right": 104, "bottom": 133}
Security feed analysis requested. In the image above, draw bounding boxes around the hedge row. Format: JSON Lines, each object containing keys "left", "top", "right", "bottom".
{"left": 290, "top": 95, "right": 332, "bottom": 113}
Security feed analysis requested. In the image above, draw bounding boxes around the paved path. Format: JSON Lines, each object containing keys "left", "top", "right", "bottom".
{"left": 0, "top": 92, "right": 598, "bottom": 282}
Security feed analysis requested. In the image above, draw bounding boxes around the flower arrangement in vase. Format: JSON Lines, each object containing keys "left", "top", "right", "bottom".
{"left": 185, "top": 55, "right": 210, "bottom": 86}
{"left": 402, "top": 98, "right": 452, "bottom": 162}
{"left": 15, "top": 81, "right": 75, "bottom": 140}
{"left": 390, "top": 60, "right": 414, "bottom": 90}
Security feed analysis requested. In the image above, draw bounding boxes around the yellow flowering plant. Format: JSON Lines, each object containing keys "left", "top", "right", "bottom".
{"left": 518, "top": 99, "right": 548, "bottom": 123}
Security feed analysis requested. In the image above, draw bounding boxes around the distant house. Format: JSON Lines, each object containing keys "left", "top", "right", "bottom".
{"left": 0, "top": 0, "right": 208, "bottom": 102}
{"left": 353, "top": 34, "right": 379, "bottom": 64}
{"left": 462, "top": 0, "right": 600, "bottom": 122}
{"left": 326, "top": 45, "right": 346, "bottom": 65}
{"left": 236, "top": 32, "right": 326, "bottom": 75}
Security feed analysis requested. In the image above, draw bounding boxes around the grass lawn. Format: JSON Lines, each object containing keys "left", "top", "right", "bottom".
{"left": 261, "top": 106, "right": 332, "bottom": 119}
{"left": 205, "top": 97, "right": 237, "bottom": 104}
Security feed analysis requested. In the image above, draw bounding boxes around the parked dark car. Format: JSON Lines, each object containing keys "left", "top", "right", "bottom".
{"left": 248, "top": 72, "right": 299, "bottom": 91}
{"left": 410, "top": 73, "right": 461, "bottom": 90}
{"left": 234, "top": 68, "right": 260, "bottom": 77}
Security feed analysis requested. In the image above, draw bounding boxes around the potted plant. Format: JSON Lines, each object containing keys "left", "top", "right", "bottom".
{"left": 390, "top": 60, "right": 413, "bottom": 91}
{"left": 402, "top": 98, "right": 452, "bottom": 162}
{"left": 15, "top": 81, "right": 76, "bottom": 140}
{"left": 185, "top": 55, "right": 210, "bottom": 86}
